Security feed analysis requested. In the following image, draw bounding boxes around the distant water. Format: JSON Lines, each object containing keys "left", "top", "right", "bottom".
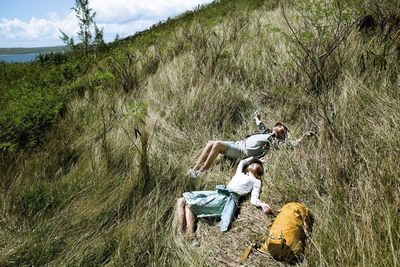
{"left": 0, "top": 52, "right": 38, "bottom": 63}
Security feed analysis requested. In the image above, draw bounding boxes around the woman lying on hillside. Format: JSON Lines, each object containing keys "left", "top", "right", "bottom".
{"left": 177, "top": 157, "right": 272, "bottom": 239}
{"left": 187, "top": 112, "right": 315, "bottom": 178}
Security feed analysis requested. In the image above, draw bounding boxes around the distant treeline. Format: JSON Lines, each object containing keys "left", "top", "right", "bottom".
{"left": 0, "top": 46, "right": 68, "bottom": 55}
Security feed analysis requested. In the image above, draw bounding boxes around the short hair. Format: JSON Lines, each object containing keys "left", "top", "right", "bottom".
{"left": 274, "top": 122, "right": 289, "bottom": 133}
{"left": 244, "top": 158, "right": 265, "bottom": 176}
{"left": 274, "top": 122, "right": 289, "bottom": 140}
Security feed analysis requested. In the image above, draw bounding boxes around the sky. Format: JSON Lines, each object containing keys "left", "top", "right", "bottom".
{"left": 0, "top": 0, "right": 214, "bottom": 48}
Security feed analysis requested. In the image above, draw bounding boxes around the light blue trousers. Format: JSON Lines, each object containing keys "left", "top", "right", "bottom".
{"left": 218, "top": 186, "right": 240, "bottom": 232}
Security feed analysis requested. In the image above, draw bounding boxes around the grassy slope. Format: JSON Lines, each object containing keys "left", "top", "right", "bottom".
{"left": 1, "top": 0, "right": 399, "bottom": 266}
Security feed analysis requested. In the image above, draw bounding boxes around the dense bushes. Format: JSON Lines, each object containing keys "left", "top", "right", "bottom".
{"left": 0, "top": 84, "right": 62, "bottom": 148}
{"left": 0, "top": 58, "right": 84, "bottom": 151}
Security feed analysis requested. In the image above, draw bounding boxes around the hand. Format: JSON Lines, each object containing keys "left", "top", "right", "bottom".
{"left": 261, "top": 203, "right": 272, "bottom": 214}
{"left": 254, "top": 111, "right": 261, "bottom": 120}
{"left": 304, "top": 131, "right": 316, "bottom": 138}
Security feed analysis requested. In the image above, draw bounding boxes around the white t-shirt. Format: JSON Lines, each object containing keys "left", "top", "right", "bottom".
{"left": 226, "top": 157, "right": 263, "bottom": 207}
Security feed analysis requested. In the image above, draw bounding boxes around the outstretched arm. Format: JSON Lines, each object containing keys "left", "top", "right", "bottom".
{"left": 254, "top": 111, "right": 263, "bottom": 126}
{"left": 289, "top": 131, "right": 317, "bottom": 147}
{"left": 235, "top": 156, "right": 254, "bottom": 175}
{"left": 250, "top": 180, "right": 272, "bottom": 213}
{"left": 254, "top": 111, "right": 270, "bottom": 134}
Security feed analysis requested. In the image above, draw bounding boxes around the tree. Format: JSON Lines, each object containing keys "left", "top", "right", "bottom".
{"left": 59, "top": 0, "right": 104, "bottom": 55}
{"left": 59, "top": 30, "right": 75, "bottom": 49}
{"left": 93, "top": 22, "right": 106, "bottom": 52}
{"left": 114, "top": 34, "right": 121, "bottom": 42}
{"left": 73, "top": 0, "right": 96, "bottom": 55}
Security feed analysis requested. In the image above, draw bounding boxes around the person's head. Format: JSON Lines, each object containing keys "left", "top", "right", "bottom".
{"left": 244, "top": 158, "right": 265, "bottom": 179}
{"left": 273, "top": 122, "right": 288, "bottom": 140}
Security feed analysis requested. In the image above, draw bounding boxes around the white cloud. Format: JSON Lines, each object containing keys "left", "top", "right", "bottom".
{"left": 91, "top": 0, "right": 212, "bottom": 23}
{"left": 100, "top": 19, "right": 158, "bottom": 37}
{"left": 0, "top": 12, "right": 78, "bottom": 45}
{"left": 0, "top": 0, "right": 213, "bottom": 47}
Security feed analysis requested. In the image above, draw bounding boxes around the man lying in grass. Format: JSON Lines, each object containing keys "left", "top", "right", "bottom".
{"left": 177, "top": 157, "right": 272, "bottom": 240}
{"left": 187, "top": 112, "right": 315, "bottom": 178}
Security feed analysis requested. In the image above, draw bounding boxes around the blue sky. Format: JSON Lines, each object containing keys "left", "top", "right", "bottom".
{"left": 0, "top": 0, "right": 213, "bottom": 48}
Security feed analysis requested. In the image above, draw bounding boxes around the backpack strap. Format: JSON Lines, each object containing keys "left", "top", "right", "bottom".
{"left": 240, "top": 243, "right": 257, "bottom": 263}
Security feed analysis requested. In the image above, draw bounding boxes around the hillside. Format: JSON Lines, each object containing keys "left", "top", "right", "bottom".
{"left": 1, "top": 0, "right": 399, "bottom": 266}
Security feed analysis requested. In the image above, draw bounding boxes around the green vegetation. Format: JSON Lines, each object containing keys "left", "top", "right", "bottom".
{"left": 1, "top": 0, "right": 399, "bottom": 266}
{"left": 0, "top": 58, "right": 85, "bottom": 153}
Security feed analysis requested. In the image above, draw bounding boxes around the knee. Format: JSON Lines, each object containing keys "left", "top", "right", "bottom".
{"left": 177, "top": 197, "right": 186, "bottom": 208}
{"left": 213, "top": 141, "right": 226, "bottom": 151}
{"left": 206, "top": 141, "right": 215, "bottom": 147}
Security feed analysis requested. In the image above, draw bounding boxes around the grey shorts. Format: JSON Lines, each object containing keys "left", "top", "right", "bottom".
{"left": 222, "top": 141, "right": 247, "bottom": 159}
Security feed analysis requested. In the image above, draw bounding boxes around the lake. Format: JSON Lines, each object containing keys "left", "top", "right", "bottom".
{"left": 0, "top": 52, "right": 38, "bottom": 63}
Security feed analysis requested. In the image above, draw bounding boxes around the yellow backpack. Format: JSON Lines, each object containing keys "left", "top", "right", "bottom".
{"left": 240, "top": 202, "right": 313, "bottom": 263}
{"left": 260, "top": 202, "right": 312, "bottom": 261}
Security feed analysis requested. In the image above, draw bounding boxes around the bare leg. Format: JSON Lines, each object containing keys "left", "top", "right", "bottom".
{"left": 177, "top": 198, "right": 186, "bottom": 233}
{"left": 199, "top": 141, "right": 226, "bottom": 172}
{"left": 185, "top": 206, "right": 196, "bottom": 237}
{"left": 193, "top": 141, "right": 215, "bottom": 170}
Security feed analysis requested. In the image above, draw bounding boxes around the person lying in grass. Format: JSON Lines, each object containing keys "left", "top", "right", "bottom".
{"left": 177, "top": 157, "right": 272, "bottom": 239}
{"left": 187, "top": 112, "right": 315, "bottom": 178}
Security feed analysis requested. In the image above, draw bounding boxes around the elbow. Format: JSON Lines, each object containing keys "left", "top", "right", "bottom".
{"left": 250, "top": 198, "right": 260, "bottom": 207}
{"left": 240, "top": 157, "right": 253, "bottom": 166}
